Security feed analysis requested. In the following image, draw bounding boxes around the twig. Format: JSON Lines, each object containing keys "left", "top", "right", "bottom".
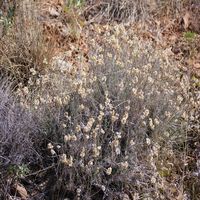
{"left": 24, "top": 164, "right": 56, "bottom": 178}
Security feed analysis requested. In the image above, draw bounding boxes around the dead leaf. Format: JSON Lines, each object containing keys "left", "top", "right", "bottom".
{"left": 14, "top": 184, "right": 28, "bottom": 200}
{"left": 183, "top": 11, "right": 190, "bottom": 30}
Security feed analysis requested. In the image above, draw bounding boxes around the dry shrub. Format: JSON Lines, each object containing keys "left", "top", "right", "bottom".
{"left": 84, "top": 0, "right": 153, "bottom": 22}
{"left": 15, "top": 24, "right": 190, "bottom": 199}
{"left": 83, "top": 0, "right": 191, "bottom": 23}
{"left": 0, "top": 1, "right": 196, "bottom": 200}
{"left": 183, "top": 79, "right": 200, "bottom": 200}
{"left": 0, "top": 78, "right": 41, "bottom": 199}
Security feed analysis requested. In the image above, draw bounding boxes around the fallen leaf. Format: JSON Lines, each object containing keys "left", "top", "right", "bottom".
{"left": 183, "top": 11, "right": 190, "bottom": 30}
{"left": 15, "top": 184, "right": 28, "bottom": 200}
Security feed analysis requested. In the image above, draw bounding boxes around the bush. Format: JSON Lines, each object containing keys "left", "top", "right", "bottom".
{"left": 0, "top": 1, "right": 194, "bottom": 198}
{"left": 0, "top": 78, "right": 41, "bottom": 199}
{"left": 184, "top": 78, "right": 200, "bottom": 200}
{"left": 15, "top": 24, "right": 190, "bottom": 199}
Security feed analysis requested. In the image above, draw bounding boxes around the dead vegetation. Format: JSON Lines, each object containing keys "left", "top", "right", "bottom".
{"left": 0, "top": 0, "right": 200, "bottom": 200}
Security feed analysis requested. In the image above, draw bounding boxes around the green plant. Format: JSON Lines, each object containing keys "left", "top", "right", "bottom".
{"left": 183, "top": 31, "right": 196, "bottom": 41}
{"left": 8, "top": 164, "right": 30, "bottom": 178}
{"left": 65, "top": 0, "right": 85, "bottom": 8}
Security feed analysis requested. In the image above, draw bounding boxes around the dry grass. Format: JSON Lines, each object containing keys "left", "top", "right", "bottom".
{"left": 83, "top": 0, "right": 193, "bottom": 23}
{"left": 0, "top": 0, "right": 199, "bottom": 199}
{"left": 0, "top": 0, "right": 53, "bottom": 84}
